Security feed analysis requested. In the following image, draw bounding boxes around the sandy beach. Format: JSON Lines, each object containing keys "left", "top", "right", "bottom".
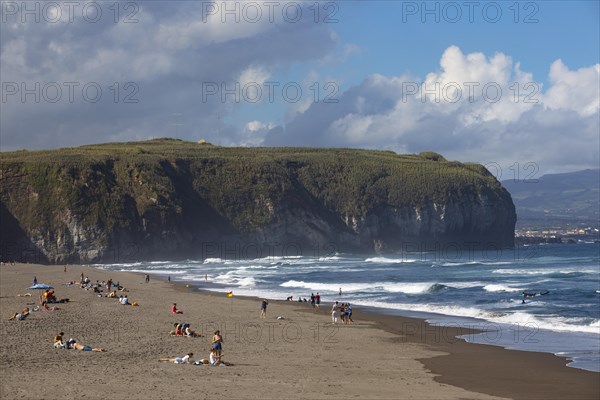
{"left": 1, "top": 263, "right": 598, "bottom": 400}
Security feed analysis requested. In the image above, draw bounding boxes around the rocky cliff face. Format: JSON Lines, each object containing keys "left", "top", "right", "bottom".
{"left": 0, "top": 140, "right": 516, "bottom": 263}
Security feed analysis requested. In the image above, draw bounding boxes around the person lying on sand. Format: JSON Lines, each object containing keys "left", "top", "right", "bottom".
{"left": 183, "top": 326, "right": 202, "bottom": 337}
{"left": 17, "top": 293, "right": 32, "bottom": 297}
{"left": 42, "top": 301, "right": 60, "bottom": 311}
{"left": 8, "top": 308, "right": 30, "bottom": 320}
{"left": 107, "top": 290, "right": 117, "bottom": 298}
{"left": 159, "top": 352, "right": 193, "bottom": 364}
{"left": 66, "top": 338, "right": 105, "bottom": 352}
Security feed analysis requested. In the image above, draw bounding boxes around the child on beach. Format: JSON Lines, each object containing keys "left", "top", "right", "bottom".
{"left": 260, "top": 299, "right": 268, "bottom": 318}
{"left": 171, "top": 303, "right": 183, "bottom": 314}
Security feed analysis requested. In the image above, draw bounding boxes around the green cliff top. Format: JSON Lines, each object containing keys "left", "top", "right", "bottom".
{"left": 1, "top": 139, "right": 507, "bottom": 234}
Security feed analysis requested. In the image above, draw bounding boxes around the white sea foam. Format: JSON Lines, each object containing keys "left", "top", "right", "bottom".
{"left": 442, "top": 281, "right": 485, "bottom": 289}
{"left": 483, "top": 284, "right": 524, "bottom": 292}
{"left": 95, "top": 262, "right": 143, "bottom": 268}
{"left": 126, "top": 269, "right": 187, "bottom": 275}
{"left": 279, "top": 280, "right": 446, "bottom": 294}
{"left": 436, "top": 261, "right": 479, "bottom": 267}
{"left": 280, "top": 280, "right": 371, "bottom": 292}
{"left": 436, "top": 261, "right": 513, "bottom": 267}
{"left": 212, "top": 273, "right": 258, "bottom": 287}
{"left": 203, "top": 258, "right": 224, "bottom": 264}
{"left": 365, "top": 257, "right": 417, "bottom": 263}
{"left": 351, "top": 300, "right": 600, "bottom": 334}
{"left": 492, "top": 268, "right": 599, "bottom": 275}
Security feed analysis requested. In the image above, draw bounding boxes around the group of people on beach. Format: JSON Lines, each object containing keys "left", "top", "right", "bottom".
{"left": 75, "top": 274, "right": 128, "bottom": 295}
{"left": 170, "top": 321, "right": 203, "bottom": 337}
{"left": 162, "top": 327, "right": 229, "bottom": 366}
{"left": 23, "top": 268, "right": 358, "bottom": 368}
{"left": 331, "top": 301, "right": 353, "bottom": 324}
{"left": 43, "top": 271, "right": 143, "bottom": 353}
{"left": 53, "top": 331, "right": 105, "bottom": 352}
{"left": 287, "top": 292, "right": 321, "bottom": 307}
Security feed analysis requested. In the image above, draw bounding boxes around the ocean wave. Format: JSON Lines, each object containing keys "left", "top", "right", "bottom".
{"left": 492, "top": 268, "right": 599, "bottom": 276}
{"left": 94, "top": 262, "right": 143, "bottom": 268}
{"left": 383, "top": 282, "right": 445, "bottom": 294}
{"left": 279, "top": 280, "right": 447, "bottom": 294}
{"left": 126, "top": 269, "right": 187, "bottom": 275}
{"left": 492, "top": 313, "right": 600, "bottom": 334}
{"left": 203, "top": 258, "right": 224, "bottom": 264}
{"left": 442, "top": 281, "right": 485, "bottom": 289}
{"left": 212, "top": 274, "right": 258, "bottom": 287}
{"left": 204, "top": 255, "right": 306, "bottom": 265}
{"left": 435, "top": 261, "right": 513, "bottom": 267}
{"left": 280, "top": 280, "right": 370, "bottom": 292}
{"left": 483, "top": 284, "right": 524, "bottom": 293}
{"left": 351, "top": 300, "right": 600, "bottom": 334}
{"left": 365, "top": 257, "right": 418, "bottom": 263}
{"left": 318, "top": 255, "right": 341, "bottom": 261}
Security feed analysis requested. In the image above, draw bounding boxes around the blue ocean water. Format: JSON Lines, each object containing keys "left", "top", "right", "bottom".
{"left": 96, "top": 243, "right": 600, "bottom": 372}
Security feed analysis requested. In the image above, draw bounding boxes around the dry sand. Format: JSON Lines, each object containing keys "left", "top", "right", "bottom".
{"left": 1, "top": 263, "right": 598, "bottom": 400}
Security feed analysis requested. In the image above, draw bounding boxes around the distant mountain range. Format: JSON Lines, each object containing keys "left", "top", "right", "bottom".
{"left": 502, "top": 169, "right": 600, "bottom": 228}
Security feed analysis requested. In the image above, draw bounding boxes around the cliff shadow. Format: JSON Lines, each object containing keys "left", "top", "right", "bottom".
{"left": 0, "top": 201, "right": 49, "bottom": 263}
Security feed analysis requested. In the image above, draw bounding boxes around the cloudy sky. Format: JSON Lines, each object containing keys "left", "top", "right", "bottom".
{"left": 1, "top": 1, "right": 599, "bottom": 175}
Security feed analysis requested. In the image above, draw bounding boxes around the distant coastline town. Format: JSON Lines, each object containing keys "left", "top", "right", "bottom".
{"left": 515, "top": 226, "right": 600, "bottom": 245}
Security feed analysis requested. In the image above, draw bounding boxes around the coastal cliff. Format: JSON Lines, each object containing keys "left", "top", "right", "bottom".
{"left": 0, "top": 139, "right": 516, "bottom": 263}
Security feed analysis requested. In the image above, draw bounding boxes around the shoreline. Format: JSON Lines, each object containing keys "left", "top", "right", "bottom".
{"left": 1, "top": 263, "right": 598, "bottom": 399}
{"left": 163, "top": 273, "right": 599, "bottom": 372}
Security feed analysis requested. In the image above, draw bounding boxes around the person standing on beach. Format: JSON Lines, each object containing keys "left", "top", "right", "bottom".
{"left": 347, "top": 303, "right": 353, "bottom": 324}
{"left": 212, "top": 331, "right": 223, "bottom": 355}
{"left": 331, "top": 301, "right": 339, "bottom": 324}
{"left": 260, "top": 299, "right": 268, "bottom": 318}
{"left": 315, "top": 293, "right": 321, "bottom": 308}
{"left": 339, "top": 287, "right": 342, "bottom": 296}
{"left": 145, "top": 274, "right": 150, "bottom": 283}
{"left": 32, "top": 276, "right": 37, "bottom": 286}
{"left": 80, "top": 272, "right": 84, "bottom": 283}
